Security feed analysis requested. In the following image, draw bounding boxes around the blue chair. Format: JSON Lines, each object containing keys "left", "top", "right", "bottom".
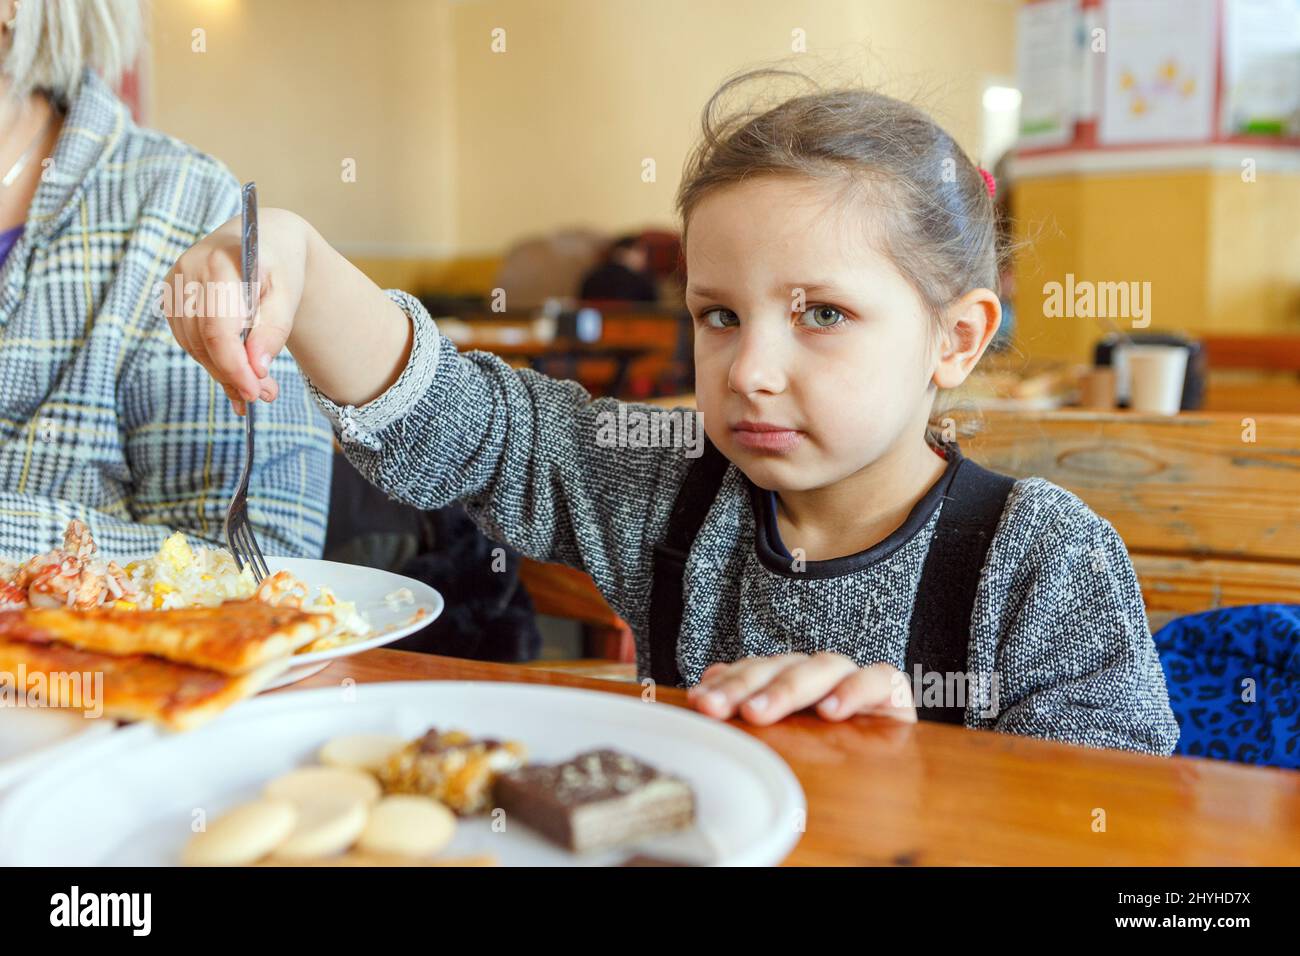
{"left": 1153, "top": 604, "right": 1300, "bottom": 769}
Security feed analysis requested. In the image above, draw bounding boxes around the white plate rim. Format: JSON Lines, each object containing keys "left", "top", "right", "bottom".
{"left": 0, "top": 680, "right": 806, "bottom": 867}
{"left": 265, "top": 557, "right": 445, "bottom": 668}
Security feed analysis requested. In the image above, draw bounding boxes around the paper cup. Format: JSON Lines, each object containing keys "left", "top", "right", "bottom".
{"left": 1127, "top": 345, "right": 1188, "bottom": 415}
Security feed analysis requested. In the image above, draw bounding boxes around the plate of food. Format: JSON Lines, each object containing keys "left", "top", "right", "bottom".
{"left": 0, "top": 521, "right": 442, "bottom": 732}
{"left": 0, "top": 681, "right": 806, "bottom": 867}
{"left": 237, "top": 556, "right": 443, "bottom": 688}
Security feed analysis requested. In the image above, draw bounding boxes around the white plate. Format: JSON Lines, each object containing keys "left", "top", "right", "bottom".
{"left": 265, "top": 558, "right": 444, "bottom": 688}
{"left": 0, "top": 559, "right": 440, "bottom": 782}
{"left": 0, "top": 681, "right": 805, "bottom": 866}
{"left": 0, "top": 709, "right": 116, "bottom": 794}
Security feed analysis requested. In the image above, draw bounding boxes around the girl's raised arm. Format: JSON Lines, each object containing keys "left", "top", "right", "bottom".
{"left": 311, "top": 287, "right": 704, "bottom": 640}
{"left": 164, "top": 214, "right": 706, "bottom": 642}
{"left": 163, "top": 208, "right": 413, "bottom": 416}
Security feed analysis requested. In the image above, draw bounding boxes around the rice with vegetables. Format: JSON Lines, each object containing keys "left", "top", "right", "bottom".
{"left": 124, "top": 532, "right": 256, "bottom": 609}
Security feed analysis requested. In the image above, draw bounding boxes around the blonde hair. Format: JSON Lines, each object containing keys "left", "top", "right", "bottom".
{"left": 4, "top": 0, "right": 145, "bottom": 102}
{"left": 677, "top": 67, "right": 1004, "bottom": 448}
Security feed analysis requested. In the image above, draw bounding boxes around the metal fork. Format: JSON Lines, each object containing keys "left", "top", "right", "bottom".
{"left": 224, "top": 181, "right": 270, "bottom": 583}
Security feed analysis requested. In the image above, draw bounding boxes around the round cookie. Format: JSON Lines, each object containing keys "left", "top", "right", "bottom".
{"left": 265, "top": 765, "right": 381, "bottom": 806}
{"left": 271, "top": 795, "right": 369, "bottom": 861}
{"left": 318, "top": 733, "right": 407, "bottom": 773}
{"left": 357, "top": 795, "right": 456, "bottom": 858}
{"left": 183, "top": 798, "right": 297, "bottom": 867}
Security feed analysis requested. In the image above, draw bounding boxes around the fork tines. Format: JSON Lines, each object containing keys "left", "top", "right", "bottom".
{"left": 227, "top": 513, "right": 269, "bottom": 583}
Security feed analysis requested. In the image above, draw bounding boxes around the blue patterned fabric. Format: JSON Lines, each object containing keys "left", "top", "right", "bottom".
{"left": 1153, "top": 604, "right": 1300, "bottom": 769}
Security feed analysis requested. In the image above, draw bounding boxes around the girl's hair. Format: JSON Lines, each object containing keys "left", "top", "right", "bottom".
{"left": 4, "top": 0, "right": 144, "bottom": 103}
{"left": 676, "top": 68, "right": 1003, "bottom": 445}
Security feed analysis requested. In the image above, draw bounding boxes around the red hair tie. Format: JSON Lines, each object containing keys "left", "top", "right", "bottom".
{"left": 978, "top": 167, "right": 997, "bottom": 199}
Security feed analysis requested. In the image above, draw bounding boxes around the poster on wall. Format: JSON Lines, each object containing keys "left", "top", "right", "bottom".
{"left": 1222, "top": 0, "right": 1300, "bottom": 137}
{"left": 1016, "top": 0, "right": 1078, "bottom": 148}
{"left": 1098, "top": 0, "right": 1218, "bottom": 144}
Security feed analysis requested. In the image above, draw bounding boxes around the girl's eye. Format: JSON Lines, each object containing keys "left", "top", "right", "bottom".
{"left": 799, "top": 305, "right": 846, "bottom": 328}
{"left": 700, "top": 307, "right": 739, "bottom": 329}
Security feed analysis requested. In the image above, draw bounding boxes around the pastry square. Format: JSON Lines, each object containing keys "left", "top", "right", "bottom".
{"left": 378, "top": 728, "right": 526, "bottom": 815}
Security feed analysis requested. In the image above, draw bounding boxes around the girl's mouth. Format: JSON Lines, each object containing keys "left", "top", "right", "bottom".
{"left": 730, "top": 421, "right": 804, "bottom": 454}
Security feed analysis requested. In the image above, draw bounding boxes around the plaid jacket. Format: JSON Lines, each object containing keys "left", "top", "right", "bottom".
{"left": 0, "top": 71, "right": 333, "bottom": 561}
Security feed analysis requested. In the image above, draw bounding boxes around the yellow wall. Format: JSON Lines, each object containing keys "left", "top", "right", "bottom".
{"left": 148, "top": 0, "right": 456, "bottom": 257}
{"left": 145, "top": 2, "right": 1297, "bottom": 348}
{"left": 447, "top": 0, "right": 1018, "bottom": 253}
{"left": 1012, "top": 170, "right": 1300, "bottom": 362}
{"left": 1206, "top": 171, "right": 1300, "bottom": 334}
{"left": 147, "top": 0, "right": 1017, "bottom": 264}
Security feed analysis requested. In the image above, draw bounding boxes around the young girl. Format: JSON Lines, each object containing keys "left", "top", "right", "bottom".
{"left": 164, "top": 71, "right": 1179, "bottom": 756}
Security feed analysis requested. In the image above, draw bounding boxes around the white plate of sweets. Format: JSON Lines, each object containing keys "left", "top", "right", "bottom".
{"left": 0, "top": 681, "right": 805, "bottom": 866}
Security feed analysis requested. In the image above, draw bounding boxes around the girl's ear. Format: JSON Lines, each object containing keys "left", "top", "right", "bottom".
{"left": 931, "top": 289, "right": 1002, "bottom": 389}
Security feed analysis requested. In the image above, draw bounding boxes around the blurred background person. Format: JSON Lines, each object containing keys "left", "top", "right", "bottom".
{"left": 579, "top": 234, "right": 659, "bottom": 303}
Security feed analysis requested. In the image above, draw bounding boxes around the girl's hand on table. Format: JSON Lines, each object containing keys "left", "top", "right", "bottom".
{"left": 687, "top": 653, "right": 917, "bottom": 726}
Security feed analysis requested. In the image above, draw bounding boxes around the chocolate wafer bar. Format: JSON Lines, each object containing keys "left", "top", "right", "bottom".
{"left": 493, "top": 749, "right": 695, "bottom": 853}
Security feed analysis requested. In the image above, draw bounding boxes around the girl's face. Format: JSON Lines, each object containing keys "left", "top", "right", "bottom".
{"left": 686, "top": 175, "right": 941, "bottom": 493}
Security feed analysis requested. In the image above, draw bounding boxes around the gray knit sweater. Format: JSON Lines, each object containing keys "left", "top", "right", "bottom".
{"left": 308, "top": 291, "right": 1180, "bottom": 757}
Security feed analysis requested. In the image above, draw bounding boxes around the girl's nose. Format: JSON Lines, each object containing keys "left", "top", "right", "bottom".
{"left": 727, "top": 321, "right": 788, "bottom": 396}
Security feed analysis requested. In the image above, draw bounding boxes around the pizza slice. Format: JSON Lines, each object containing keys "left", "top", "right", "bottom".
{"left": 0, "top": 601, "right": 333, "bottom": 675}
{"left": 0, "top": 636, "right": 288, "bottom": 731}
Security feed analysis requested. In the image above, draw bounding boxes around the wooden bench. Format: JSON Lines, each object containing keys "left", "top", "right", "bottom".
{"left": 518, "top": 559, "right": 636, "bottom": 661}
{"left": 1201, "top": 334, "right": 1300, "bottom": 373}
{"left": 964, "top": 409, "right": 1300, "bottom": 630}
{"left": 520, "top": 408, "right": 1300, "bottom": 657}
{"left": 1200, "top": 334, "right": 1300, "bottom": 414}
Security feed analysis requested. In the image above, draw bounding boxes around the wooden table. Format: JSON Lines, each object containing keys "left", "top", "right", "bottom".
{"left": 448, "top": 335, "right": 655, "bottom": 396}
{"left": 293, "top": 649, "right": 1300, "bottom": 866}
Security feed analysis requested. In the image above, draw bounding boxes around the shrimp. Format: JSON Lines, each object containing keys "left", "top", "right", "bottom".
{"left": 10, "top": 550, "right": 55, "bottom": 590}
{"left": 62, "top": 519, "right": 97, "bottom": 562}
{"left": 24, "top": 554, "right": 85, "bottom": 608}
{"left": 0, "top": 579, "right": 26, "bottom": 610}
{"left": 70, "top": 567, "right": 111, "bottom": 610}
{"left": 11, "top": 522, "right": 139, "bottom": 610}
{"left": 104, "top": 560, "right": 136, "bottom": 601}
{"left": 255, "top": 570, "right": 308, "bottom": 608}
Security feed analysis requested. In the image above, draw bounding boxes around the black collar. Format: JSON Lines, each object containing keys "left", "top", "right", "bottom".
{"left": 748, "top": 442, "right": 963, "bottom": 579}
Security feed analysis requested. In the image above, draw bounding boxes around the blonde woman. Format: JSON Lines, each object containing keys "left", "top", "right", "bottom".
{"left": 0, "top": 0, "right": 333, "bottom": 560}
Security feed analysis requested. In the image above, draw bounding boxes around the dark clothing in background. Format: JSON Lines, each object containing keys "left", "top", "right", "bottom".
{"left": 323, "top": 452, "right": 541, "bottom": 662}
{"left": 579, "top": 261, "right": 658, "bottom": 302}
